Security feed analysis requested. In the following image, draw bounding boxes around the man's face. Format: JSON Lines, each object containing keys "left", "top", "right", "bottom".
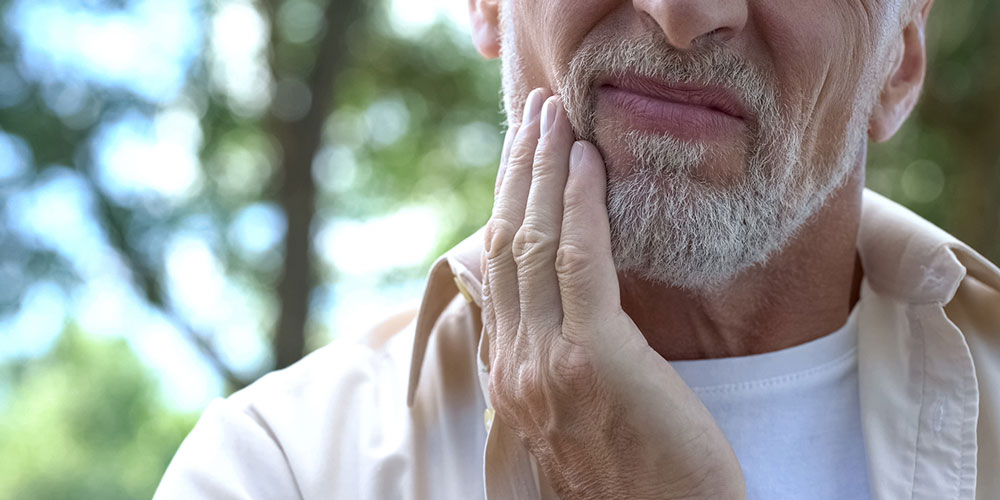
{"left": 497, "top": 0, "right": 904, "bottom": 291}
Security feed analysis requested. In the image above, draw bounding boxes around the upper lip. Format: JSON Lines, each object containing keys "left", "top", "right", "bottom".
{"left": 597, "top": 73, "right": 751, "bottom": 122}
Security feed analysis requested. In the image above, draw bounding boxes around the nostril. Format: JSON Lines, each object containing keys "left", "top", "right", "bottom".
{"left": 705, "top": 28, "right": 726, "bottom": 38}
{"left": 700, "top": 27, "right": 736, "bottom": 45}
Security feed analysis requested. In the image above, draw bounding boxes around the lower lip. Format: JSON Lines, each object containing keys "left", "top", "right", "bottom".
{"left": 596, "top": 86, "right": 746, "bottom": 141}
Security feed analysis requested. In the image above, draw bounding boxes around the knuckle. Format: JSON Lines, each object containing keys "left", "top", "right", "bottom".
{"left": 515, "top": 363, "right": 547, "bottom": 410}
{"left": 512, "top": 225, "right": 557, "bottom": 267}
{"left": 555, "top": 242, "right": 593, "bottom": 278}
{"left": 485, "top": 218, "right": 518, "bottom": 260}
{"left": 548, "top": 342, "right": 599, "bottom": 397}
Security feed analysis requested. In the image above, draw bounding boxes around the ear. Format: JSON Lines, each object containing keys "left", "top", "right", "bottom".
{"left": 469, "top": 0, "right": 502, "bottom": 59}
{"left": 869, "top": 0, "right": 934, "bottom": 142}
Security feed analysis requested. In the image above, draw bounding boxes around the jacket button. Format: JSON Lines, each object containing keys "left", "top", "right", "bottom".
{"left": 454, "top": 276, "right": 475, "bottom": 304}
{"left": 484, "top": 407, "right": 495, "bottom": 432}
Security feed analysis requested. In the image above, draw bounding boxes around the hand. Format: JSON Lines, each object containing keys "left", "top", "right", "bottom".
{"left": 482, "top": 88, "right": 746, "bottom": 500}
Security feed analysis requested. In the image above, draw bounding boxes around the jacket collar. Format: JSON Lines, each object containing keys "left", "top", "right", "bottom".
{"left": 858, "top": 190, "right": 1000, "bottom": 304}
{"left": 406, "top": 228, "right": 485, "bottom": 405}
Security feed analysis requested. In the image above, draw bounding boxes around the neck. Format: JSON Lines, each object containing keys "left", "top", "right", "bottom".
{"left": 619, "top": 158, "right": 866, "bottom": 361}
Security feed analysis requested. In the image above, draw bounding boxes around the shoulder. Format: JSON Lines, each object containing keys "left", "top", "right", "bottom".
{"left": 231, "top": 307, "right": 418, "bottom": 413}
{"left": 155, "top": 310, "right": 419, "bottom": 500}
{"left": 156, "top": 291, "right": 489, "bottom": 500}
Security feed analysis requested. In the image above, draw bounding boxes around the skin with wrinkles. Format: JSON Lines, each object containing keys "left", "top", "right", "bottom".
{"left": 469, "top": 0, "right": 935, "bottom": 497}
{"left": 484, "top": 90, "right": 746, "bottom": 498}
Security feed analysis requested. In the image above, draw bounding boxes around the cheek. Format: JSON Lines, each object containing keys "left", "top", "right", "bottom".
{"left": 756, "top": 1, "right": 847, "bottom": 116}
{"left": 755, "top": 0, "right": 880, "bottom": 149}
{"left": 508, "top": 0, "right": 615, "bottom": 91}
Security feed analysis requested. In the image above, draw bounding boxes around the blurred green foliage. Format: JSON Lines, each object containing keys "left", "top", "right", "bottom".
{"left": 325, "top": 19, "right": 502, "bottom": 272}
{"left": 868, "top": 0, "right": 1000, "bottom": 259}
{"left": 0, "top": 328, "right": 196, "bottom": 500}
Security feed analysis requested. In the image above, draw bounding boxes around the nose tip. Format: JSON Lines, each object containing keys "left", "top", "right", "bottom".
{"left": 634, "top": 0, "right": 748, "bottom": 50}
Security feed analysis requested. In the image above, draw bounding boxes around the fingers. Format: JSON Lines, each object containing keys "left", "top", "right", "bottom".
{"left": 557, "top": 141, "right": 621, "bottom": 331}
{"left": 486, "top": 89, "right": 618, "bottom": 373}
{"left": 485, "top": 123, "right": 521, "bottom": 287}
{"left": 513, "top": 96, "right": 574, "bottom": 337}
{"left": 485, "top": 88, "right": 550, "bottom": 353}
{"left": 484, "top": 121, "right": 523, "bottom": 367}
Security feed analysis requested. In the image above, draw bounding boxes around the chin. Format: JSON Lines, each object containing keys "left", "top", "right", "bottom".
{"left": 593, "top": 123, "right": 752, "bottom": 187}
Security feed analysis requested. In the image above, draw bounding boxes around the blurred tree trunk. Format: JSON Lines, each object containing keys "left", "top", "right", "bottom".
{"left": 267, "top": 0, "right": 367, "bottom": 369}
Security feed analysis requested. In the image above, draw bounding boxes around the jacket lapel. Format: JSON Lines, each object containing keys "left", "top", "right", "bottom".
{"left": 857, "top": 190, "right": 980, "bottom": 500}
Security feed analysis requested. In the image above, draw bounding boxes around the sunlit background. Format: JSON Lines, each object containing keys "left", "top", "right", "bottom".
{"left": 0, "top": 0, "right": 997, "bottom": 498}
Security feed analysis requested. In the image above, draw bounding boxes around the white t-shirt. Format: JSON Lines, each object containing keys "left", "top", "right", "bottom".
{"left": 670, "top": 306, "right": 872, "bottom": 500}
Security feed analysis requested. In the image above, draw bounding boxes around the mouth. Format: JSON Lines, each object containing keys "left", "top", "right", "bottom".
{"left": 595, "top": 73, "right": 751, "bottom": 141}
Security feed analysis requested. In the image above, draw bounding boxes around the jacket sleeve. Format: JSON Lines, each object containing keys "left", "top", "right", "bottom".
{"left": 153, "top": 399, "right": 303, "bottom": 500}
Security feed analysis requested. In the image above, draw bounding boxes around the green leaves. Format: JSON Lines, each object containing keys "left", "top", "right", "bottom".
{"left": 0, "top": 327, "right": 197, "bottom": 500}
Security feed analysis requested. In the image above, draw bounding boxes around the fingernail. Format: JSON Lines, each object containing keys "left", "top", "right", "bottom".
{"left": 523, "top": 89, "right": 544, "bottom": 123}
{"left": 570, "top": 142, "right": 585, "bottom": 168}
{"left": 540, "top": 98, "right": 557, "bottom": 136}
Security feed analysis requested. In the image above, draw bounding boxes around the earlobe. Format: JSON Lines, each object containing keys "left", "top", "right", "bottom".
{"left": 469, "top": 0, "right": 502, "bottom": 59}
{"left": 869, "top": 0, "right": 932, "bottom": 142}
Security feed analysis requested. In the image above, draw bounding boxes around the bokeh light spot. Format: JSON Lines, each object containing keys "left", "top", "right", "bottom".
{"left": 277, "top": 0, "right": 325, "bottom": 45}
{"left": 901, "top": 159, "right": 945, "bottom": 204}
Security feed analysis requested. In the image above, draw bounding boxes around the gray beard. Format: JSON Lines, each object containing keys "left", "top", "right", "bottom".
{"left": 501, "top": 31, "right": 872, "bottom": 293}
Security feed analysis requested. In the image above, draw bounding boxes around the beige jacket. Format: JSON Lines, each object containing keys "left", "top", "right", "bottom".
{"left": 155, "top": 190, "right": 1000, "bottom": 500}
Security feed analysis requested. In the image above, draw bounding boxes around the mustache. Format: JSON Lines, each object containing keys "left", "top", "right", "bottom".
{"left": 559, "top": 31, "right": 780, "bottom": 139}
